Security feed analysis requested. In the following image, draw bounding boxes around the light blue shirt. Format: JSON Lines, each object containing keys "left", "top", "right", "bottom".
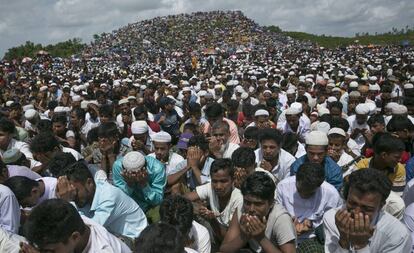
{"left": 112, "top": 156, "right": 166, "bottom": 212}
{"left": 170, "top": 157, "right": 215, "bottom": 190}
{"left": 0, "top": 184, "right": 21, "bottom": 234}
{"left": 78, "top": 180, "right": 148, "bottom": 238}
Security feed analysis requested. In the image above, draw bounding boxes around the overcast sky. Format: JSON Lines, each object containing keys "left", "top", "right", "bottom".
{"left": 1, "top": 0, "right": 413, "bottom": 57}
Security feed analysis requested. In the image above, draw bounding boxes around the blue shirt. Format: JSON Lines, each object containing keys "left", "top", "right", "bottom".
{"left": 405, "top": 156, "right": 414, "bottom": 182}
{"left": 112, "top": 156, "right": 166, "bottom": 212}
{"left": 78, "top": 180, "right": 148, "bottom": 238}
{"left": 290, "top": 155, "right": 343, "bottom": 191}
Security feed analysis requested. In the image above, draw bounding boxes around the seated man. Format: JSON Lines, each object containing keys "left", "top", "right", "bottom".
{"left": 22, "top": 199, "right": 131, "bottom": 253}
{"left": 160, "top": 195, "right": 211, "bottom": 253}
{"left": 203, "top": 102, "right": 240, "bottom": 144}
{"left": 4, "top": 176, "right": 57, "bottom": 208}
{"left": 255, "top": 128, "right": 296, "bottom": 183}
{"left": 112, "top": 151, "right": 166, "bottom": 213}
{"left": 130, "top": 120, "right": 152, "bottom": 155}
{"left": 276, "top": 162, "right": 342, "bottom": 243}
{"left": 327, "top": 128, "right": 357, "bottom": 177}
{"left": 209, "top": 121, "right": 239, "bottom": 159}
{"left": 185, "top": 159, "right": 243, "bottom": 240}
{"left": 135, "top": 223, "right": 186, "bottom": 253}
{"left": 291, "top": 131, "right": 343, "bottom": 191}
{"left": 323, "top": 169, "right": 411, "bottom": 252}
{"left": 220, "top": 172, "right": 296, "bottom": 253}
{"left": 148, "top": 131, "right": 184, "bottom": 175}
{"left": 58, "top": 161, "right": 148, "bottom": 241}
{"left": 240, "top": 126, "right": 259, "bottom": 150}
{"left": 169, "top": 135, "right": 215, "bottom": 191}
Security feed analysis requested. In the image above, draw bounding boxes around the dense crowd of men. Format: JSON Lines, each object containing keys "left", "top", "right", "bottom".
{"left": 1, "top": 10, "right": 414, "bottom": 253}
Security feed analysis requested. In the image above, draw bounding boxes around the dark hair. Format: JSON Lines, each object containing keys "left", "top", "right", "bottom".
{"left": 296, "top": 95, "right": 308, "bottom": 104}
{"left": 367, "top": 114, "right": 385, "bottom": 127}
{"left": 51, "top": 113, "right": 67, "bottom": 125}
{"left": 319, "top": 114, "right": 332, "bottom": 124}
{"left": 227, "top": 100, "right": 239, "bottom": 111}
{"left": 135, "top": 223, "right": 184, "bottom": 253}
{"left": 189, "top": 103, "right": 201, "bottom": 114}
{"left": 0, "top": 117, "right": 16, "bottom": 134}
{"left": 37, "top": 119, "right": 53, "bottom": 133}
{"left": 343, "top": 169, "right": 392, "bottom": 203}
{"left": 258, "top": 128, "right": 282, "bottom": 145}
{"left": 403, "top": 97, "right": 414, "bottom": 107}
{"left": 71, "top": 108, "right": 86, "bottom": 121}
{"left": 241, "top": 172, "right": 275, "bottom": 201}
{"left": 188, "top": 135, "right": 209, "bottom": 152}
{"left": 296, "top": 163, "right": 325, "bottom": 190}
{"left": 97, "top": 122, "right": 119, "bottom": 138}
{"left": 3, "top": 176, "right": 39, "bottom": 202}
{"left": 281, "top": 132, "right": 299, "bottom": 151}
{"left": 204, "top": 103, "right": 223, "bottom": 119}
{"left": 44, "top": 152, "right": 76, "bottom": 177}
{"left": 329, "top": 101, "right": 343, "bottom": 111}
{"left": 211, "top": 158, "right": 234, "bottom": 178}
{"left": 211, "top": 120, "right": 230, "bottom": 132}
{"left": 23, "top": 199, "right": 86, "bottom": 248}
{"left": 231, "top": 147, "right": 256, "bottom": 168}
{"left": 330, "top": 117, "right": 350, "bottom": 132}
{"left": 133, "top": 106, "right": 148, "bottom": 120}
{"left": 380, "top": 84, "right": 393, "bottom": 93}
{"left": 62, "top": 161, "right": 93, "bottom": 184}
{"left": 387, "top": 115, "right": 414, "bottom": 132}
{"left": 244, "top": 126, "right": 259, "bottom": 140}
{"left": 86, "top": 127, "right": 99, "bottom": 144}
{"left": 372, "top": 132, "right": 405, "bottom": 155}
{"left": 30, "top": 132, "right": 59, "bottom": 153}
{"left": 99, "top": 104, "right": 114, "bottom": 118}
{"left": 159, "top": 195, "right": 193, "bottom": 235}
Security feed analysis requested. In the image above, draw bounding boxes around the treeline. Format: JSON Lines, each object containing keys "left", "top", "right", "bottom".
{"left": 3, "top": 38, "right": 85, "bottom": 61}
{"left": 266, "top": 25, "right": 414, "bottom": 48}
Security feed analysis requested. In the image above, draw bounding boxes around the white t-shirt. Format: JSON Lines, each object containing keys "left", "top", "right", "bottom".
{"left": 36, "top": 177, "right": 57, "bottom": 205}
{"left": 222, "top": 142, "right": 240, "bottom": 159}
{"left": 62, "top": 147, "right": 83, "bottom": 161}
{"left": 187, "top": 221, "right": 211, "bottom": 253}
{"left": 148, "top": 152, "right": 184, "bottom": 175}
{"left": 196, "top": 183, "right": 243, "bottom": 227}
{"left": 255, "top": 148, "right": 296, "bottom": 182}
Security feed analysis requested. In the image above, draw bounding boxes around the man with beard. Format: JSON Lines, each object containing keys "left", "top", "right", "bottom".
{"left": 56, "top": 161, "right": 148, "bottom": 242}
{"left": 254, "top": 128, "right": 296, "bottom": 183}
{"left": 209, "top": 121, "right": 239, "bottom": 159}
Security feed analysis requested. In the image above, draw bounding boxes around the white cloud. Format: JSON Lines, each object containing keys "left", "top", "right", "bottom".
{"left": 1, "top": 0, "right": 413, "bottom": 57}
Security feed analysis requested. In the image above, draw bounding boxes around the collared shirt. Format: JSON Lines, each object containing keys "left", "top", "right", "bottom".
{"left": 276, "top": 176, "right": 342, "bottom": 242}
{"left": 0, "top": 185, "right": 20, "bottom": 234}
{"left": 255, "top": 148, "right": 296, "bottom": 183}
{"left": 112, "top": 156, "right": 166, "bottom": 212}
{"left": 148, "top": 152, "right": 184, "bottom": 176}
{"left": 290, "top": 155, "right": 343, "bottom": 191}
{"left": 81, "top": 216, "right": 132, "bottom": 253}
{"left": 324, "top": 208, "right": 411, "bottom": 253}
{"left": 78, "top": 180, "right": 148, "bottom": 239}
{"left": 170, "top": 157, "right": 215, "bottom": 191}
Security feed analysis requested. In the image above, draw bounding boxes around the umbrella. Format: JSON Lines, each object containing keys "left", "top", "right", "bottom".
{"left": 21, "top": 57, "right": 32, "bottom": 63}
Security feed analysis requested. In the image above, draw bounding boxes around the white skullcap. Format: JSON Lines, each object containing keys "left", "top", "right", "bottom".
{"left": 332, "top": 87, "right": 341, "bottom": 93}
{"left": 369, "top": 76, "right": 378, "bottom": 81}
{"left": 291, "top": 102, "right": 303, "bottom": 112}
{"left": 39, "top": 86, "right": 48, "bottom": 92}
{"left": 198, "top": 90, "right": 207, "bottom": 97}
{"left": 385, "top": 102, "right": 399, "bottom": 110}
{"left": 254, "top": 109, "right": 269, "bottom": 117}
{"left": 118, "top": 98, "right": 129, "bottom": 105}
{"left": 367, "top": 102, "right": 377, "bottom": 116}
{"left": 349, "top": 81, "right": 359, "bottom": 88}
{"left": 140, "top": 85, "right": 147, "bottom": 90}
{"left": 248, "top": 86, "right": 255, "bottom": 93}
{"left": 214, "top": 84, "right": 222, "bottom": 89}
{"left": 355, "top": 103, "right": 370, "bottom": 115}
{"left": 72, "top": 95, "right": 82, "bottom": 102}
{"left": 241, "top": 92, "right": 249, "bottom": 100}
{"left": 327, "top": 96, "right": 338, "bottom": 103}
{"left": 80, "top": 101, "right": 89, "bottom": 109}
{"left": 327, "top": 83, "right": 335, "bottom": 88}
{"left": 392, "top": 105, "right": 408, "bottom": 115}
{"left": 328, "top": 127, "right": 346, "bottom": 137}
{"left": 54, "top": 106, "right": 70, "bottom": 113}
{"left": 22, "top": 104, "right": 34, "bottom": 112}
{"left": 305, "top": 131, "right": 329, "bottom": 146}
{"left": 369, "top": 84, "right": 380, "bottom": 91}
{"left": 316, "top": 122, "right": 331, "bottom": 134}
{"left": 263, "top": 90, "right": 272, "bottom": 95}
{"left": 183, "top": 87, "right": 191, "bottom": 92}
{"left": 286, "top": 88, "right": 296, "bottom": 95}
{"left": 288, "top": 71, "right": 295, "bottom": 76}
{"left": 128, "top": 96, "right": 136, "bottom": 101}
{"left": 390, "top": 90, "right": 399, "bottom": 98}
{"left": 318, "top": 107, "right": 330, "bottom": 117}
{"left": 404, "top": 83, "right": 414, "bottom": 89}
{"left": 122, "top": 151, "right": 146, "bottom": 172}
{"left": 24, "top": 109, "right": 38, "bottom": 120}
{"left": 5, "top": 101, "right": 14, "bottom": 107}
{"left": 131, "top": 121, "right": 148, "bottom": 134}
{"left": 349, "top": 91, "right": 361, "bottom": 98}
{"left": 152, "top": 131, "right": 172, "bottom": 143}
{"left": 285, "top": 107, "right": 301, "bottom": 115}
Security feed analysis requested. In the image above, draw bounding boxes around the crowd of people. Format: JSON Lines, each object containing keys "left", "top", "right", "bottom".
{"left": 1, "top": 10, "right": 414, "bottom": 253}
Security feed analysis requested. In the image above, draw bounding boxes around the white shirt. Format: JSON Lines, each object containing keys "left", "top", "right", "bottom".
{"left": 255, "top": 148, "right": 296, "bottom": 182}
{"left": 280, "top": 116, "right": 311, "bottom": 141}
{"left": 0, "top": 227, "right": 27, "bottom": 253}
{"left": 0, "top": 139, "right": 41, "bottom": 169}
{"left": 62, "top": 147, "right": 83, "bottom": 161}
{"left": 347, "top": 138, "right": 361, "bottom": 157}
{"left": 347, "top": 114, "right": 369, "bottom": 150}
{"left": 324, "top": 208, "right": 412, "bottom": 253}
{"left": 36, "top": 177, "right": 57, "bottom": 205}
{"left": 337, "top": 152, "right": 357, "bottom": 178}
{"left": 222, "top": 142, "right": 240, "bottom": 159}
{"left": 81, "top": 216, "right": 132, "bottom": 253}
{"left": 188, "top": 221, "right": 211, "bottom": 253}
{"left": 384, "top": 191, "right": 405, "bottom": 220}
{"left": 0, "top": 185, "right": 20, "bottom": 234}
{"left": 295, "top": 142, "right": 306, "bottom": 158}
{"left": 148, "top": 152, "right": 184, "bottom": 175}
{"left": 196, "top": 183, "right": 243, "bottom": 227}
{"left": 276, "top": 176, "right": 342, "bottom": 241}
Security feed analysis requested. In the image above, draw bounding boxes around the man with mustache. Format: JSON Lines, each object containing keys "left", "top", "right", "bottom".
{"left": 209, "top": 121, "right": 239, "bottom": 159}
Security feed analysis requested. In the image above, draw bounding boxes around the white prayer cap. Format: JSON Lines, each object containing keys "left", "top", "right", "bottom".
{"left": 54, "top": 106, "right": 70, "bottom": 113}
{"left": 332, "top": 87, "right": 341, "bottom": 93}
{"left": 286, "top": 88, "right": 296, "bottom": 95}
{"left": 404, "top": 83, "right": 414, "bottom": 89}
{"left": 369, "top": 84, "right": 380, "bottom": 91}
{"left": 254, "top": 109, "right": 269, "bottom": 117}
{"left": 128, "top": 96, "right": 136, "bottom": 101}
{"left": 355, "top": 103, "right": 370, "bottom": 115}
{"left": 390, "top": 90, "right": 399, "bottom": 98}
{"left": 291, "top": 102, "right": 303, "bottom": 112}
{"left": 80, "top": 101, "right": 89, "bottom": 109}
{"left": 131, "top": 121, "right": 148, "bottom": 134}
{"left": 183, "top": 87, "right": 191, "bottom": 92}
{"left": 72, "top": 95, "right": 82, "bottom": 102}
{"left": 318, "top": 107, "right": 330, "bottom": 117}
{"left": 367, "top": 102, "right": 377, "bottom": 115}
{"left": 214, "top": 85, "right": 222, "bottom": 89}
{"left": 285, "top": 107, "right": 301, "bottom": 115}
{"left": 248, "top": 86, "right": 255, "bottom": 93}
{"left": 263, "top": 90, "right": 272, "bottom": 95}
{"left": 369, "top": 76, "right": 378, "bottom": 81}
{"left": 22, "top": 104, "right": 34, "bottom": 112}
{"left": 122, "top": 151, "right": 146, "bottom": 172}
{"left": 305, "top": 131, "right": 329, "bottom": 146}
{"left": 241, "top": 92, "right": 249, "bottom": 100}
{"left": 140, "top": 85, "right": 147, "bottom": 90}
{"left": 327, "top": 96, "right": 338, "bottom": 103}
{"left": 328, "top": 127, "right": 346, "bottom": 137}
{"left": 288, "top": 71, "right": 295, "bottom": 76}
{"left": 152, "top": 131, "right": 172, "bottom": 143}
{"left": 349, "top": 91, "right": 361, "bottom": 98}
{"left": 198, "top": 90, "right": 207, "bottom": 97}
{"left": 392, "top": 105, "right": 408, "bottom": 115}
{"left": 50, "top": 82, "right": 57, "bottom": 87}
{"left": 345, "top": 74, "right": 353, "bottom": 79}
{"left": 5, "top": 101, "right": 14, "bottom": 107}
{"left": 118, "top": 98, "right": 129, "bottom": 105}
{"left": 349, "top": 81, "right": 359, "bottom": 88}
{"left": 235, "top": 86, "right": 244, "bottom": 93}
{"left": 385, "top": 102, "right": 399, "bottom": 110}
{"left": 39, "top": 86, "right": 48, "bottom": 92}
{"left": 327, "top": 83, "right": 335, "bottom": 88}
{"left": 316, "top": 122, "right": 331, "bottom": 134}
{"left": 24, "top": 109, "right": 38, "bottom": 120}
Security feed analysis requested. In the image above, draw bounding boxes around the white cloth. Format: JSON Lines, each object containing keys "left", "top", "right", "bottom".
{"left": 81, "top": 216, "right": 132, "bottom": 253}
{"left": 276, "top": 176, "right": 342, "bottom": 241}
{"left": 279, "top": 116, "right": 311, "bottom": 141}
{"left": 0, "top": 185, "right": 20, "bottom": 234}
{"left": 324, "top": 208, "right": 412, "bottom": 253}
{"left": 347, "top": 114, "right": 369, "bottom": 150}
{"left": 0, "top": 139, "right": 41, "bottom": 169}
{"left": 0, "top": 227, "right": 27, "bottom": 253}
{"left": 384, "top": 191, "right": 405, "bottom": 220}
{"left": 255, "top": 148, "right": 296, "bottom": 182}
{"left": 196, "top": 183, "right": 243, "bottom": 227}
{"left": 62, "top": 147, "right": 83, "bottom": 161}
{"left": 148, "top": 152, "right": 184, "bottom": 175}
{"left": 295, "top": 142, "right": 306, "bottom": 158}
{"left": 188, "top": 221, "right": 211, "bottom": 253}
{"left": 222, "top": 142, "right": 240, "bottom": 159}
{"left": 403, "top": 203, "right": 414, "bottom": 252}
{"left": 36, "top": 177, "right": 57, "bottom": 205}
{"left": 347, "top": 138, "right": 361, "bottom": 157}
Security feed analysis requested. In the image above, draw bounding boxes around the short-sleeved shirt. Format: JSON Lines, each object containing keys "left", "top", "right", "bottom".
{"left": 196, "top": 183, "right": 243, "bottom": 227}
{"left": 36, "top": 177, "right": 57, "bottom": 205}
